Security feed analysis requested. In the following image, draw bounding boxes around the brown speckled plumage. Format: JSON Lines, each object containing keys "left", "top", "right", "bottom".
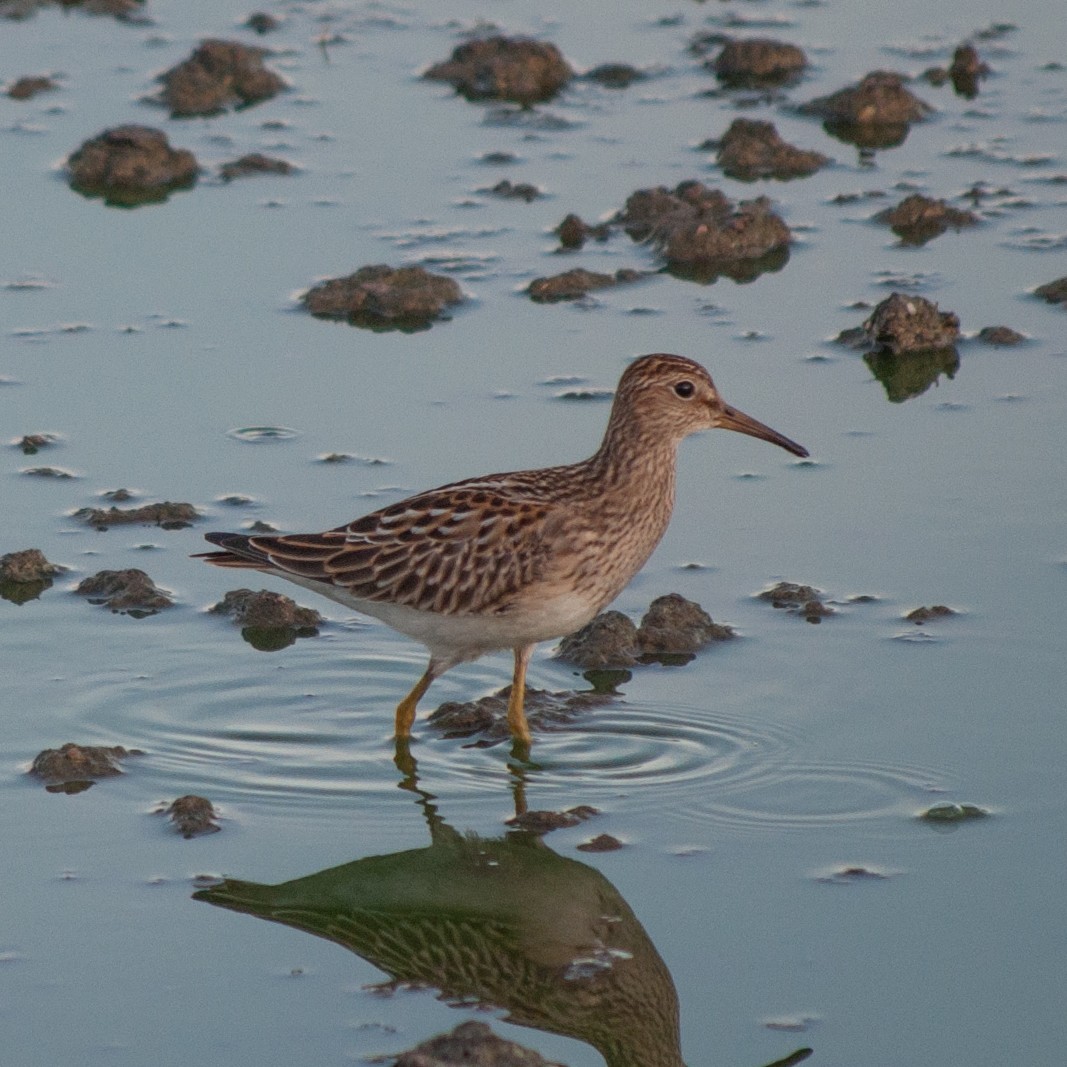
{"left": 199, "top": 353, "right": 807, "bottom": 749}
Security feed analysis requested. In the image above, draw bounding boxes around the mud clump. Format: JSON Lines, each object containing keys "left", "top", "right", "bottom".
{"left": 424, "top": 36, "right": 573, "bottom": 105}
{"left": 800, "top": 71, "right": 931, "bottom": 148}
{"left": 709, "top": 38, "right": 808, "bottom": 87}
{"left": 1, "top": 548, "right": 60, "bottom": 604}
{"left": 712, "top": 118, "right": 830, "bottom": 181}
{"left": 556, "top": 610, "right": 640, "bottom": 668}
{"left": 159, "top": 39, "right": 286, "bottom": 117}
{"left": 394, "top": 1020, "right": 555, "bottom": 1067}
{"left": 30, "top": 742, "right": 141, "bottom": 793}
{"left": 527, "top": 267, "right": 642, "bottom": 304}
{"left": 905, "top": 605, "right": 955, "bottom": 624}
{"left": 211, "top": 588, "right": 322, "bottom": 630}
{"left": 1035, "top": 276, "right": 1067, "bottom": 308}
{"left": 302, "top": 265, "right": 464, "bottom": 332}
{"left": 977, "top": 325, "right": 1024, "bottom": 346}
{"left": 210, "top": 588, "right": 322, "bottom": 650}
{"left": 76, "top": 569, "right": 174, "bottom": 616}
{"left": 861, "top": 293, "right": 960, "bottom": 355}
{"left": 162, "top": 795, "right": 221, "bottom": 838}
{"left": 557, "top": 594, "right": 734, "bottom": 667}
{"left": 74, "top": 500, "right": 200, "bottom": 530}
{"left": 219, "top": 153, "right": 294, "bottom": 181}
{"left": 1, "top": 548, "right": 59, "bottom": 584}
{"left": 758, "top": 582, "right": 833, "bottom": 623}
{"left": 618, "top": 180, "right": 790, "bottom": 281}
{"left": 7, "top": 74, "right": 57, "bottom": 99}
{"left": 1, "top": 0, "right": 144, "bottom": 19}
{"left": 555, "top": 213, "right": 611, "bottom": 250}
{"left": 67, "top": 126, "right": 198, "bottom": 206}
{"left": 873, "top": 193, "right": 978, "bottom": 244}
{"left": 637, "top": 592, "right": 735, "bottom": 658}
{"left": 505, "top": 805, "right": 598, "bottom": 834}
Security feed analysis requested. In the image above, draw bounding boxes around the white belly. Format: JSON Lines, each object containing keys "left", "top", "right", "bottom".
{"left": 265, "top": 571, "right": 598, "bottom": 665}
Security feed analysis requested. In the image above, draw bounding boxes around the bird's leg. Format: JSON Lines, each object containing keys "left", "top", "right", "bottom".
{"left": 506, "top": 644, "right": 535, "bottom": 748}
{"left": 394, "top": 662, "right": 438, "bottom": 739}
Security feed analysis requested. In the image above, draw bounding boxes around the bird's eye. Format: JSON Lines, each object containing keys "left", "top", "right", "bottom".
{"left": 673, "top": 380, "right": 695, "bottom": 399}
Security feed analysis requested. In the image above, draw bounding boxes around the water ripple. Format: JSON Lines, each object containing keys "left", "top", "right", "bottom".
{"left": 73, "top": 647, "right": 947, "bottom": 834}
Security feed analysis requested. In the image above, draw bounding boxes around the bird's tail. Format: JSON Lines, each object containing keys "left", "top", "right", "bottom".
{"left": 193, "top": 532, "right": 272, "bottom": 569}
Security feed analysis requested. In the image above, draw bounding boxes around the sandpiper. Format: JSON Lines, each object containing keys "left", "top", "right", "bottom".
{"left": 199, "top": 354, "right": 807, "bottom": 750}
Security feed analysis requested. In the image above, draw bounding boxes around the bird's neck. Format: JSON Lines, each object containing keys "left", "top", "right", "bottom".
{"left": 588, "top": 415, "right": 680, "bottom": 499}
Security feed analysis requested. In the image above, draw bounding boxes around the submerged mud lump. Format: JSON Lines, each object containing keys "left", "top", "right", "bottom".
{"left": 424, "top": 35, "right": 573, "bottom": 105}
{"left": 873, "top": 193, "right": 978, "bottom": 243}
{"left": 14, "top": 433, "right": 58, "bottom": 455}
{"left": 159, "top": 39, "right": 286, "bottom": 117}
{"left": 577, "top": 833, "right": 624, "bottom": 852}
{"left": 67, "top": 126, "right": 198, "bottom": 205}
{"left": 7, "top": 74, "right": 58, "bottom": 99}
{"left": 919, "top": 802, "right": 990, "bottom": 824}
{"left": 618, "top": 180, "right": 791, "bottom": 275}
{"left": 30, "top": 742, "right": 140, "bottom": 793}
{"left": 862, "top": 293, "right": 960, "bottom": 355}
{"left": 758, "top": 582, "right": 833, "bottom": 623}
{"left": 505, "top": 805, "right": 598, "bottom": 833}
{"left": 584, "top": 62, "right": 645, "bottom": 89}
{"left": 924, "top": 44, "right": 989, "bottom": 98}
{"left": 245, "top": 12, "right": 279, "bottom": 34}
{"left": 76, "top": 569, "right": 174, "bottom": 616}
{"left": 219, "top": 153, "right": 294, "bottom": 181}
{"left": 74, "top": 500, "right": 200, "bottom": 530}
{"left": 800, "top": 71, "right": 931, "bottom": 148}
{"left": 905, "top": 604, "right": 955, "bottom": 624}
{"left": 302, "top": 265, "right": 464, "bottom": 331}
{"left": 429, "top": 685, "right": 613, "bottom": 741}
{"left": 977, "top": 325, "right": 1025, "bottom": 346}
{"left": 712, "top": 118, "right": 830, "bottom": 181}
{"left": 527, "top": 267, "right": 642, "bottom": 304}
{"left": 709, "top": 37, "right": 808, "bottom": 87}
{"left": 394, "top": 1020, "right": 556, "bottom": 1067}
{"left": 555, "top": 213, "right": 611, "bottom": 250}
{"left": 800, "top": 70, "right": 931, "bottom": 126}
{"left": 1035, "top": 276, "right": 1067, "bottom": 308}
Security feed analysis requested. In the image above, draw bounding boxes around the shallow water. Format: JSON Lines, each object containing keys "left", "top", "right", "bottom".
{"left": 2, "top": 2, "right": 1066, "bottom": 1065}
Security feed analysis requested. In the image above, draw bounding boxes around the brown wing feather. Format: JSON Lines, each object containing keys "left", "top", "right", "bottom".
{"left": 240, "top": 485, "right": 558, "bottom": 616}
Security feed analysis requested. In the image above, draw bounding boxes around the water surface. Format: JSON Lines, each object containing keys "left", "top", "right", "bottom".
{"left": 2, "top": 2, "right": 1066, "bottom": 1065}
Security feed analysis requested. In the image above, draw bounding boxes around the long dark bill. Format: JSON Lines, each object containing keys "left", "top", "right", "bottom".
{"left": 714, "top": 404, "right": 809, "bottom": 458}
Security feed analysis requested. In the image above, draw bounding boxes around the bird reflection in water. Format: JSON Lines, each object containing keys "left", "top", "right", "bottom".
{"left": 194, "top": 745, "right": 811, "bottom": 1067}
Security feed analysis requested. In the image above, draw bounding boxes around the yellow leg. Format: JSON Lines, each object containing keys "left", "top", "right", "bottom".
{"left": 395, "top": 664, "right": 436, "bottom": 739}
{"left": 506, "top": 645, "right": 534, "bottom": 747}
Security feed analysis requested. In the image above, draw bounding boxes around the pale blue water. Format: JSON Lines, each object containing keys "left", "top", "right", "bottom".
{"left": 2, "top": 2, "right": 1066, "bottom": 1065}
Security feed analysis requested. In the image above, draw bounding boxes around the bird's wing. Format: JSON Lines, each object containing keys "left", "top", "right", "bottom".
{"left": 240, "top": 483, "right": 560, "bottom": 616}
